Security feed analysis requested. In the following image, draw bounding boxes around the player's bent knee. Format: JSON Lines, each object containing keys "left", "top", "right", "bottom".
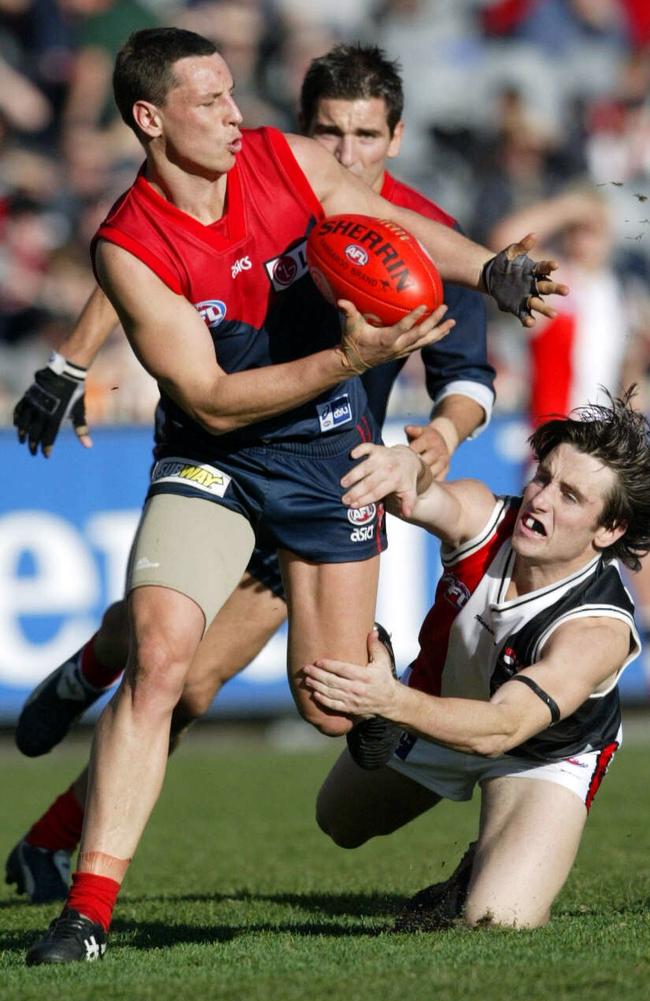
{"left": 126, "top": 644, "right": 190, "bottom": 716}
{"left": 129, "top": 669, "right": 187, "bottom": 716}
{"left": 168, "top": 678, "right": 219, "bottom": 741}
{"left": 315, "top": 811, "right": 368, "bottom": 849}
{"left": 176, "top": 684, "right": 216, "bottom": 720}
{"left": 313, "top": 716, "right": 353, "bottom": 738}
{"left": 296, "top": 701, "right": 352, "bottom": 738}
{"left": 315, "top": 791, "right": 369, "bottom": 849}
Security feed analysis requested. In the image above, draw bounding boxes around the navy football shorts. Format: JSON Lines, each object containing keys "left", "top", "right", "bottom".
{"left": 148, "top": 416, "right": 387, "bottom": 569}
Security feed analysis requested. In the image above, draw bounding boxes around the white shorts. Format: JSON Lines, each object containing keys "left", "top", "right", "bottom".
{"left": 387, "top": 728, "right": 622, "bottom": 809}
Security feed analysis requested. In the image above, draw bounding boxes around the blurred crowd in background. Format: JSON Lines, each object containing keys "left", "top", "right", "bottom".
{"left": 2, "top": 0, "right": 650, "bottom": 426}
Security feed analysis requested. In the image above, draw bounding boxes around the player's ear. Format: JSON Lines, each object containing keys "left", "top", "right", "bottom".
{"left": 387, "top": 120, "right": 404, "bottom": 159}
{"left": 133, "top": 99, "right": 162, "bottom": 138}
{"left": 593, "top": 520, "right": 627, "bottom": 552}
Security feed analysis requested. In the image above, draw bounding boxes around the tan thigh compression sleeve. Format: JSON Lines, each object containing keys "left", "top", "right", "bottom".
{"left": 127, "top": 494, "right": 255, "bottom": 629}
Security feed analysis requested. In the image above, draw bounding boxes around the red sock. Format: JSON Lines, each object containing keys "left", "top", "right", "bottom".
{"left": 26, "top": 785, "right": 84, "bottom": 852}
{"left": 79, "top": 636, "right": 124, "bottom": 690}
{"left": 67, "top": 871, "right": 120, "bottom": 931}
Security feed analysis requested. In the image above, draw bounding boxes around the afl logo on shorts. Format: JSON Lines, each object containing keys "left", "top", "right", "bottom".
{"left": 441, "top": 572, "right": 470, "bottom": 609}
{"left": 347, "top": 504, "right": 376, "bottom": 526}
{"left": 345, "top": 244, "right": 369, "bottom": 266}
{"left": 195, "top": 300, "right": 227, "bottom": 329}
{"left": 348, "top": 503, "right": 377, "bottom": 543}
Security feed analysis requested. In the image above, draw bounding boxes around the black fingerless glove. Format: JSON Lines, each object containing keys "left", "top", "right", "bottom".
{"left": 482, "top": 249, "right": 540, "bottom": 321}
{"left": 13, "top": 352, "right": 87, "bottom": 455}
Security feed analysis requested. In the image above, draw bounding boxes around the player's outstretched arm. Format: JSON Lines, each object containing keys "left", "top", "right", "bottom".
{"left": 340, "top": 443, "right": 495, "bottom": 544}
{"left": 408, "top": 275, "right": 495, "bottom": 476}
{"left": 13, "top": 286, "right": 119, "bottom": 457}
{"left": 406, "top": 394, "right": 488, "bottom": 479}
{"left": 289, "top": 135, "right": 568, "bottom": 327}
{"left": 303, "top": 616, "right": 630, "bottom": 754}
{"left": 95, "top": 241, "right": 455, "bottom": 434}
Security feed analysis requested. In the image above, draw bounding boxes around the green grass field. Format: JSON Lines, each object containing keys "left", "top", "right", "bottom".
{"left": 1, "top": 719, "right": 648, "bottom": 1001}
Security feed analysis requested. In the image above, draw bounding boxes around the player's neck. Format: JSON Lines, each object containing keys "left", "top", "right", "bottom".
{"left": 144, "top": 160, "right": 229, "bottom": 224}
{"left": 508, "top": 553, "right": 597, "bottom": 599}
{"left": 372, "top": 169, "right": 387, "bottom": 194}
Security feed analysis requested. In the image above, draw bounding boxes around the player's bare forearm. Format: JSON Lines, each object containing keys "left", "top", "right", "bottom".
{"left": 340, "top": 443, "right": 479, "bottom": 542}
{"left": 57, "top": 285, "right": 120, "bottom": 368}
{"left": 431, "top": 394, "right": 485, "bottom": 448}
{"left": 388, "top": 685, "right": 546, "bottom": 756}
{"left": 303, "top": 634, "right": 551, "bottom": 756}
{"left": 341, "top": 447, "right": 494, "bottom": 546}
{"left": 406, "top": 395, "right": 486, "bottom": 478}
{"left": 96, "top": 239, "right": 454, "bottom": 433}
{"left": 305, "top": 617, "right": 632, "bottom": 757}
{"left": 165, "top": 304, "right": 451, "bottom": 433}
{"left": 341, "top": 444, "right": 429, "bottom": 520}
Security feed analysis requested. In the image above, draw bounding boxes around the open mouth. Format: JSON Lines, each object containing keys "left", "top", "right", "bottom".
{"left": 522, "top": 513, "right": 546, "bottom": 536}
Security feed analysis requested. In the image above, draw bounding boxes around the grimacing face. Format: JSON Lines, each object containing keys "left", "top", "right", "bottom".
{"left": 306, "top": 96, "right": 404, "bottom": 192}
{"left": 512, "top": 442, "right": 625, "bottom": 580}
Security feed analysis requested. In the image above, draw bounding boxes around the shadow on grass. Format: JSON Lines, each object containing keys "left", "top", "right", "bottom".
{"left": 0, "top": 890, "right": 401, "bottom": 956}
{"left": 124, "top": 889, "right": 406, "bottom": 917}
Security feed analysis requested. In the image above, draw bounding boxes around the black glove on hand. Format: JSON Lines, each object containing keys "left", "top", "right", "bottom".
{"left": 482, "top": 248, "right": 541, "bottom": 321}
{"left": 13, "top": 352, "right": 88, "bottom": 456}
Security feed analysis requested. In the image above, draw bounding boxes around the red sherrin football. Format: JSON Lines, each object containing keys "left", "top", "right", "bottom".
{"left": 306, "top": 213, "right": 444, "bottom": 327}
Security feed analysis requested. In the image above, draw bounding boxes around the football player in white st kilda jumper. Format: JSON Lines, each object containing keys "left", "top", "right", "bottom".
{"left": 406, "top": 494, "right": 638, "bottom": 764}
{"left": 307, "top": 393, "right": 650, "bottom": 929}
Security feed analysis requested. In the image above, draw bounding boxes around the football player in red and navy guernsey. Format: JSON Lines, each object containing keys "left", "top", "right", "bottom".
{"left": 308, "top": 391, "right": 650, "bottom": 930}
{"left": 18, "top": 28, "right": 567, "bottom": 964}
{"left": 300, "top": 44, "right": 495, "bottom": 476}
{"left": 9, "top": 44, "right": 496, "bottom": 916}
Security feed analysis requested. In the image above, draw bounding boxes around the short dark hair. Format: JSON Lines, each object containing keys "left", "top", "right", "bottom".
{"left": 529, "top": 388, "right": 650, "bottom": 570}
{"left": 300, "top": 43, "right": 404, "bottom": 135}
{"left": 113, "top": 27, "right": 217, "bottom": 137}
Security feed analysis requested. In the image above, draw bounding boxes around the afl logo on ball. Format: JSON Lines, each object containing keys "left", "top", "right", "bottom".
{"left": 347, "top": 504, "right": 376, "bottom": 526}
{"left": 195, "top": 300, "right": 227, "bottom": 329}
{"left": 345, "top": 244, "right": 369, "bottom": 266}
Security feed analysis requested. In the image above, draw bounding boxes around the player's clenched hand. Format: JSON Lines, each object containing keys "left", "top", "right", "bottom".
{"left": 13, "top": 353, "right": 91, "bottom": 457}
{"left": 341, "top": 442, "right": 428, "bottom": 518}
{"left": 337, "top": 300, "right": 454, "bottom": 374}
{"left": 405, "top": 424, "right": 450, "bottom": 479}
{"left": 303, "top": 630, "right": 400, "bottom": 719}
{"left": 482, "top": 232, "right": 569, "bottom": 328}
